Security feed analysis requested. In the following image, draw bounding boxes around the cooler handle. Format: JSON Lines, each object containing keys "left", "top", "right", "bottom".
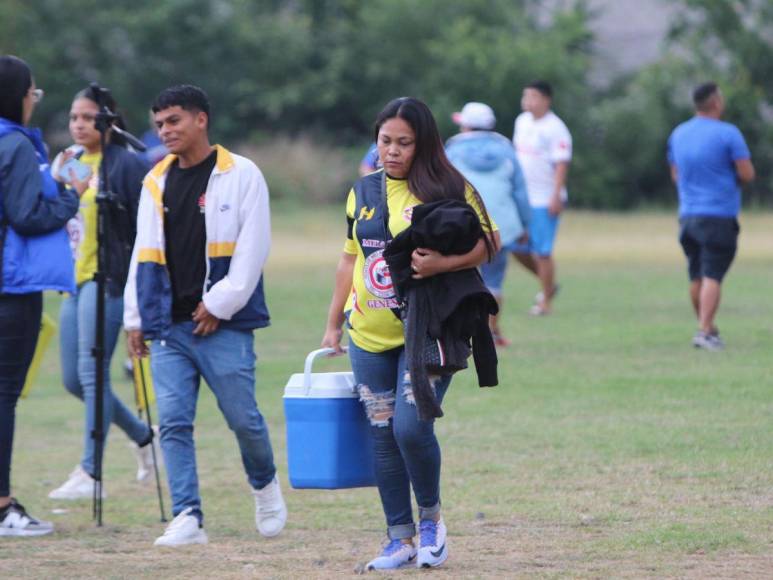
{"left": 303, "top": 347, "right": 349, "bottom": 396}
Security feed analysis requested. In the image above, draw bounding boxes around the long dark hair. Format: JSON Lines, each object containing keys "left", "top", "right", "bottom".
{"left": 374, "top": 97, "right": 495, "bottom": 257}
{"left": 0, "top": 55, "right": 32, "bottom": 124}
{"left": 74, "top": 85, "right": 130, "bottom": 148}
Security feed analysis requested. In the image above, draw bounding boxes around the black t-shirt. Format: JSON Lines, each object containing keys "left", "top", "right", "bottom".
{"left": 163, "top": 150, "right": 217, "bottom": 322}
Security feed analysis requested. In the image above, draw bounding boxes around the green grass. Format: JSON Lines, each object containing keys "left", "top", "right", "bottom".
{"left": 4, "top": 210, "right": 773, "bottom": 578}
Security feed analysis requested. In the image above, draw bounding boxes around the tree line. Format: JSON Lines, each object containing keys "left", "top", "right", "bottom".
{"left": 2, "top": 0, "right": 769, "bottom": 208}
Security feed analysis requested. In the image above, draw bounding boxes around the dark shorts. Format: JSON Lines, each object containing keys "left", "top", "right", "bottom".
{"left": 679, "top": 216, "right": 739, "bottom": 282}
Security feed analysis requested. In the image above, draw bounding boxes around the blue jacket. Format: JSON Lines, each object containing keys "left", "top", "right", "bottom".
{"left": 0, "top": 118, "right": 78, "bottom": 294}
{"left": 446, "top": 131, "right": 530, "bottom": 247}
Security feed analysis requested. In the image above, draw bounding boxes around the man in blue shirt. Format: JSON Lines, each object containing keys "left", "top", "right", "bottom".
{"left": 667, "top": 82, "right": 755, "bottom": 351}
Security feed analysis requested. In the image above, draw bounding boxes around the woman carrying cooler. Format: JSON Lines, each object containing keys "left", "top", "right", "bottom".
{"left": 322, "top": 97, "right": 499, "bottom": 570}
{"left": 0, "top": 55, "right": 79, "bottom": 535}
{"left": 48, "top": 87, "right": 153, "bottom": 500}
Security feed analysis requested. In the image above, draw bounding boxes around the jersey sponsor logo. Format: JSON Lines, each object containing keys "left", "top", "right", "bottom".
{"left": 361, "top": 238, "right": 385, "bottom": 249}
{"left": 366, "top": 298, "right": 400, "bottom": 309}
{"left": 359, "top": 206, "right": 375, "bottom": 220}
{"left": 363, "top": 250, "right": 393, "bottom": 299}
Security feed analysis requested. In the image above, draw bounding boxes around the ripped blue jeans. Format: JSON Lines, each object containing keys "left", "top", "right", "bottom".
{"left": 348, "top": 341, "right": 451, "bottom": 540}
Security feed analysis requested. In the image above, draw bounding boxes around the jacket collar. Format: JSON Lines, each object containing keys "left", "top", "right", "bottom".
{"left": 150, "top": 144, "right": 235, "bottom": 179}
{"left": 0, "top": 117, "right": 47, "bottom": 160}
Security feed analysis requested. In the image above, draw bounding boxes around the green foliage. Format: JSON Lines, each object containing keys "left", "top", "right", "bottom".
{"left": 1, "top": 0, "right": 769, "bottom": 208}
{"left": 240, "top": 136, "right": 357, "bottom": 205}
{"left": 575, "top": 59, "right": 694, "bottom": 208}
{"left": 0, "top": 1, "right": 590, "bottom": 139}
{"left": 586, "top": 0, "right": 773, "bottom": 207}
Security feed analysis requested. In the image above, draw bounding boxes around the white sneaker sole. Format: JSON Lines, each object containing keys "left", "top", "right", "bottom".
{"left": 154, "top": 532, "right": 208, "bottom": 547}
{"left": 257, "top": 506, "right": 287, "bottom": 538}
{"left": 417, "top": 544, "right": 448, "bottom": 568}
{"left": 0, "top": 526, "right": 54, "bottom": 537}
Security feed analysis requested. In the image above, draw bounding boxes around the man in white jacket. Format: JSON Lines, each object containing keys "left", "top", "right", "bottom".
{"left": 124, "top": 85, "right": 286, "bottom": 547}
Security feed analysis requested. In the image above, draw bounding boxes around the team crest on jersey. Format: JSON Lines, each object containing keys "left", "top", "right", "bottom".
{"left": 363, "top": 250, "right": 393, "bottom": 299}
{"left": 402, "top": 205, "right": 416, "bottom": 223}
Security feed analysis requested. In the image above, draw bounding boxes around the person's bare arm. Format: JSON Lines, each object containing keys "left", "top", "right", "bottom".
{"left": 548, "top": 162, "right": 570, "bottom": 216}
{"left": 321, "top": 252, "right": 356, "bottom": 354}
{"left": 735, "top": 159, "right": 755, "bottom": 183}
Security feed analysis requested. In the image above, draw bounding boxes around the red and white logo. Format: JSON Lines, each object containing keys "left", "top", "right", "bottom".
{"left": 363, "top": 250, "right": 393, "bottom": 299}
{"left": 198, "top": 193, "right": 206, "bottom": 214}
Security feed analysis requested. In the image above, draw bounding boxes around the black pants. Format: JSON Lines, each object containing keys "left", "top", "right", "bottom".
{"left": 0, "top": 292, "right": 42, "bottom": 497}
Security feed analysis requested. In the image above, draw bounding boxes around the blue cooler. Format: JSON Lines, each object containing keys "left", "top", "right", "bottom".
{"left": 283, "top": 348, "right": 376, "bottom": 489}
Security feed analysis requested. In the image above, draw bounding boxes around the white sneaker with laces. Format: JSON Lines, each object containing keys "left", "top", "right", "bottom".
{"left": 0, "top": 499, "right": 54, "bottom": 537}
{"left": 153, "top": 508, "right": 208, "bottom": 547}
{"left": 417, "top": 518, "right": 448, "bottom": 568}
{"left": 48, "top": 465, "right": 105, "bottom": 500}
{"left": 252, "top": 477, "right": 287, "bottom": 537}
{"left": 132, "top": 425, "right": 162, "bottom": 483}
{"left": 366, "top": 539, "right": 417, "bottom": 570}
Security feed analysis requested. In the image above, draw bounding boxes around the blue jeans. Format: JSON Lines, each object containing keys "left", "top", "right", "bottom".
{"left": 150, "top": 322, "right": 276, "bottom": 522}
{"left": 0, "top": 292, "right": 42, "bottom": 497}
{"left": 60, "top": 281, "right": 150, "bottom": 475}
{"left": 348, "top": 341, "right": 451, "bottom": 540}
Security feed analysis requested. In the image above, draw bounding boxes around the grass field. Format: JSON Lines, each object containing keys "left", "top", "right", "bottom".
{"left": 4, "top": 210, "right": 772, "bottom": 579}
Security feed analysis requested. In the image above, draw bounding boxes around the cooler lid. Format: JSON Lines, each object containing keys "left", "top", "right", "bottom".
{"left": 284, "top": 371, "right": 357, "bottom": 399}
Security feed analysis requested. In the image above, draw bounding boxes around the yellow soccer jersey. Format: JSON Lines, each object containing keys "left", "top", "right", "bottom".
{"left": 343, "top": 173, "right": 496, "bottom": 353}
{"left": 66, "top": 152, "right": 101, "bottom": 286}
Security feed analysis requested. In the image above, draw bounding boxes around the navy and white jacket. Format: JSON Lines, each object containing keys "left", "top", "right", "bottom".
{"left": 124, "top": 145, "right": 271, "bottom": 339}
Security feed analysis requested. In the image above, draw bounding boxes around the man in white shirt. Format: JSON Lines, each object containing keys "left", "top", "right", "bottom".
{"left": 512, "top": 81, "right": 572, "bottom": 315}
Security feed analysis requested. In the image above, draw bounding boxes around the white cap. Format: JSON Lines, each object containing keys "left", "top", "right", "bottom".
{"left": 452, "top": 102, "right": 496, "bottom": 130}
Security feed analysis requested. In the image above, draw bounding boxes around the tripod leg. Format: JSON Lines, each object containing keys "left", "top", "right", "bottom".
{"left": 137, "top": 357, "right": 167, "bottom": 522}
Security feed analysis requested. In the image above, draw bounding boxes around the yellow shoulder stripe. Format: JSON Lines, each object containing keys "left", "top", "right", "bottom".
{"left": 208, "top": 242, "right": 236, "bottom": 258}
{"left": 138, "top": 248, "right": 166, "bottom": 265}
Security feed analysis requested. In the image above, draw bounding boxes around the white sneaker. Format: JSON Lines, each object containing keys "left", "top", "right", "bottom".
{"left": 48, "top": 465, "right": 105, "bottom": 500}
{"left": 0, "top": 498, "right": 54, "bottom": 537}
{"left": 132, "top": 425, "right": 162, "bottom": 483}
{"left": 252, "top": 477, "right": 287, "bottom": 537}
{"left": 692, "top": 331, "right": 725, "bottom": 352}
{"left": 153, "top": 508, "right": 208, "bottom": 547}
{"left": 417, "top": 518, "right": 448, "bottom": 568}
{"left": 366, "top": 539, "right": 417, "bottom": 570}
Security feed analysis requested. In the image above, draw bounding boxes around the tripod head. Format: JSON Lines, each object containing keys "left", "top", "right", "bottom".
{"left": 88, "top": 82, "right": 146, "bottom": 152}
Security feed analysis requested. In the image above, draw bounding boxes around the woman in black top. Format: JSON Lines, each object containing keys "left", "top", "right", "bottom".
{"left": 48, "top": 87, "right": 153, "bottom": 501}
